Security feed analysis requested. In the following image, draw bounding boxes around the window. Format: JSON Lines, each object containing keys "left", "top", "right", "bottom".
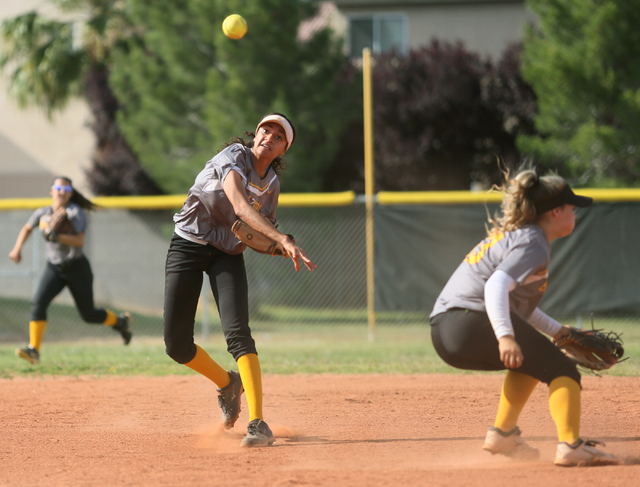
{"left": 348, "top": 14, "right": 407, "bottom": 57}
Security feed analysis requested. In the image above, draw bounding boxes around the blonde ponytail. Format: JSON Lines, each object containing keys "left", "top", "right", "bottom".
{"left": 488, "top": 169, "right": 566, "bottom": 234}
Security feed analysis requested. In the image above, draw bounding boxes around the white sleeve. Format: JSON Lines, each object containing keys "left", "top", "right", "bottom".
{"left": 528, "top": 307, "right": 563, "bottom": 337}
{"left": 484, "top": 270, "right": 517, "bottom": 340}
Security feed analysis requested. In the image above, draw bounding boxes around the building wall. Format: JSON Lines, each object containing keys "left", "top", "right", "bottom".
{"left": 0, "top": 0, "right": 94, "bottom": 198}
{"left": 334, "top": 0, "right": 537, "bottom": 58}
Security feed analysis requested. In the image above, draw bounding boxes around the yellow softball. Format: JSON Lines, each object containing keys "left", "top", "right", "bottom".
{"left": 222, "top": 14, "right": 248, "bottom": 40}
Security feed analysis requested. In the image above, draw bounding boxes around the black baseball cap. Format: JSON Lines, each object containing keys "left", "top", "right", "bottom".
{"left": 534, "top": 184, "right": 593, "bottom": 214}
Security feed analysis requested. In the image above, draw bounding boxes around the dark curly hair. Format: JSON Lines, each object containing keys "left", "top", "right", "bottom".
{"left": 217, "top": 112, "right": 295, "bottom": 176}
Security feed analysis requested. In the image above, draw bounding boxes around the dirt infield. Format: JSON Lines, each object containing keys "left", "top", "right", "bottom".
{"left": 2, "top": 374, "right": 639, "bottom": 486}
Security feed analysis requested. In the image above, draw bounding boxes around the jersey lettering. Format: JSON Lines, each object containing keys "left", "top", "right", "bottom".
{"left": 464, "top": 232, "right": 505, "bottom": 266}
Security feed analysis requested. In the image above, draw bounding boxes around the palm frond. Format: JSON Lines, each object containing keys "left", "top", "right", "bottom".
{"left": 1, "top": 11, "right": 84, "bottom": 114}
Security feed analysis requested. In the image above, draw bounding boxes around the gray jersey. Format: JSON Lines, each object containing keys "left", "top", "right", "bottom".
{"left": 431, "top": 224, "right": 550, "bottom": 321}
{"left": 27, "top": 203, "right": 87, "bottom": 265}
{"left": 173, "top": 143, "right": 280, "bottom": 254}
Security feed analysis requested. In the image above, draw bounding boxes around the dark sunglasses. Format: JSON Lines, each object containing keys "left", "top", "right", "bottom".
{"left": 52, "top": 185, "right": 72, "bottom": 192}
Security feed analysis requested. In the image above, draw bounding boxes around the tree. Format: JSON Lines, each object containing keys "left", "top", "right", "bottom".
{"left": 110, "top": 0, "right": 360, "bottom": 194}
{"left": 519, "top": 0, "right": 640, "bottom": 187}
{"left": 326, "top": 41, "right": 540, "bottom": 192}
{"left": 0, "top": 0, "right": 162, "bottom": 195}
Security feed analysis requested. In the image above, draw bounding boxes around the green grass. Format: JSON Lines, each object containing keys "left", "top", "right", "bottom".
{"left": 0, "top": 296, "right": 165, "bottom": 342}
{"left": 1, "top": 317, "right": 638, "bottom": 379}
{"left": 2, "top": 294, "right": 639, "bottom": 379}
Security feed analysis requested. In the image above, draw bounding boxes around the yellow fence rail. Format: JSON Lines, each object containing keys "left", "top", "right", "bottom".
{"left": 0, "top": 191, "right": 357, "bottom": 211}
{"left": 4, "top": 187, "right": 640, "bottom": 212}
{"left": 376, "top": 188, "right": 640, "bottom": 205}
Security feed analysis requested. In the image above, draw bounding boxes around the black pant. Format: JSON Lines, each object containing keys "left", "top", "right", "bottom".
{"left": 163, "top": 234, "right": 256, "bottom": 364}
{"left": 430, "top": 308, "right": 580, "bottom": 386}
{"left": 31, "top": 255, "right": 107, "bottom": 324}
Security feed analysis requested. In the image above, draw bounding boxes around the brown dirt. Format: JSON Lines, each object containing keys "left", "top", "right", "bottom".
{"left": 1, "top": 374, "right": 640, "bottom": 486}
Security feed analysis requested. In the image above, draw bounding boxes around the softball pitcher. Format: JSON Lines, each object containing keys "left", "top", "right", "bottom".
{"left": 163, "top": 113, "right": 315, "bottom": 448}
{"left": 9, "top": 177, "right": 132, "bottom": 364}
{"left": 430, "top": 168, "right": 618, "bottom": 466}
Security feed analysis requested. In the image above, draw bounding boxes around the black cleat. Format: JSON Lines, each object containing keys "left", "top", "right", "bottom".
{"left": 113, "top": 312, "right": 132, "bottom": 345}
{"left": 217, "top": 370, "right": 243, "bottom": 429}
{"left": 16, "top": 345, "right": 40, "bottom": 364}
{"left": 241, "top": 419, "right": 275, "bottom": 448}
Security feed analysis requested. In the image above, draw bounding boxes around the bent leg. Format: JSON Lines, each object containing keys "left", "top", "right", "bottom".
{"left": 208, "top": 251, "right": 262, "bottom": 422}
{"left": 494, "top": 371, "right": 540, "bottom": 431}
{"left": 549, "top": 376, "right": 581, "bottom": 444}
{"left": 185, "top": 344, "right": 231, "bottom": 388}
{"left": 65, "top": 257, "right": 107, "bottom": 324}
{"left": 237, "top": 353, "right": 262, "bottom": 421}
{"left": 103, "top": 310, "right": 118, "bottom": 326}
{"left": 430, "top": 309, "right": 504, "bottom": 371}
{"left": 29, "top": 263, "right": 66, "bottom": 350}
{"left": 163, "top": 248, "right": 202, "bottom": 363}
{"left": 29, "top": 321, "right": 47, "bottom": 351}
{"left": 31, "top": 262, "right": 66, "bottom": 322}
{"left": 208, "top": 252, "right": 255, "bottom": 359}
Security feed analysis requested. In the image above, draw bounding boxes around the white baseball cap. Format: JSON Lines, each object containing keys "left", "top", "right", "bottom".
{"left": 256, "top": 114, "right": 295, "bottom": 152}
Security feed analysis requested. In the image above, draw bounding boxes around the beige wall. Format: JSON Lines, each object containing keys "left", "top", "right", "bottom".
{"left": 337, "top": 1, "right": 537, "bottom": 58}
{"left": 0, "top": 0, "right": 94, "bottom": 198}
{"left": 407, "top": 3, "right": 536, "bottom": 58}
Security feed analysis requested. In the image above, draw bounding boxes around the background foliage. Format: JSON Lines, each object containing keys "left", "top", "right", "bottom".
{"left": 371, "top": 41, "right": 540, "bottom": 191}
{"left": 110, "top": 0, "right": 361, "bottom": 194}
{"left": 0, "top": 0, "right": 161, "bottom": 195}
{"left": 3, "top": 0, "right": 640, "bottom": 193}
{"left": 519, "top": 0, "right": 640, "bottom": 187}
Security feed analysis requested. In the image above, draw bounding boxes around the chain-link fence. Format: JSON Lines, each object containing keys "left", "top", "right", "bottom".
{"left": 3, "top": 193, "right": 640, "bottom": 348}
{"left": 2, "top": 202, "right": 428, "bottom": 346}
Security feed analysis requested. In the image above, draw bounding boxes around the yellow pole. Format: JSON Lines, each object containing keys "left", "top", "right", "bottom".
{"left": 363, "top": 48, "right": 376, "bottom": 342}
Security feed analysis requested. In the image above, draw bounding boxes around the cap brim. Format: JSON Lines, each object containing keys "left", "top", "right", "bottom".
{"left": 534, "top": 185, "right": 593, "bottom": 214}
{"left": 568, "top": 193, "right": 593, "bottom": 208}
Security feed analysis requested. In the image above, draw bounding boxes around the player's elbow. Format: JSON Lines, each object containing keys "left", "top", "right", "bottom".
{"left": 233, "top": 204, "right": 256, "bottom": 223}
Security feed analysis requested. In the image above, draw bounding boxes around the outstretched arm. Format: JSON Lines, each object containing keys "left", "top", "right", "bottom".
{"left": 223, "top": 171, "right": 316, "bottom": 271}
{"left": 9, "top": 224, "right": 33, "bottom": 264}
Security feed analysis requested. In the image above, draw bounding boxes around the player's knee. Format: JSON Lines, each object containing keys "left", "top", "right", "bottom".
{"left": 226, "top": 336, "right": 257, "bottom": 361}
{"left": 30, "top": 304, "right": 47, "bottom": 322}
{"left": 165, "top": 340, "right": 196, "bottom": 364}
{"left": 546, "top": 363, "right": 581, "bottom": 388}
{"left": 78, "top": 308, "right": 102, "bottom": 324}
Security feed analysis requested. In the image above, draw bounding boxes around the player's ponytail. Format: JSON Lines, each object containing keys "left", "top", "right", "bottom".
{"left": 488, "top": 168, "right": 566, "bottom": 234}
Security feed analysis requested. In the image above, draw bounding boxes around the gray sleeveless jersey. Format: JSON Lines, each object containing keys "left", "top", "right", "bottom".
{"left": 173, "top": 143, "right": 280, "bottom": 254}
{"left": 27, "top": 203, "right": 87, "bottom": 265}
{"left": 431, "top": 223, "right": 550, "bottom": 321}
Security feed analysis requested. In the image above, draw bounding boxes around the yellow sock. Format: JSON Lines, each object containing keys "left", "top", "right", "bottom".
{"left": 29, "top": 320, "right": 47, "bottom": 351}
{"left": 237, "top": 353, "right": 262, "bottom": 421}
{"left": 103, "top": 310, "right": 118, "bottom": 326}
{"left": 549, "top": 376, "right": 581, "bottom": 444}
{"left": 184, "top": 345, "right": 231, "bottom": 388}
{"left": 494, "top": 371, "right": 539, "bottom": 431}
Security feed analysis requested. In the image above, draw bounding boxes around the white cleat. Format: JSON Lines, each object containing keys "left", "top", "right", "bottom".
{"left": 482, "top": 426, "right": 540, "bottom": 461}
{"left": 555, "top": 439, "right": 620, "bottom": 466}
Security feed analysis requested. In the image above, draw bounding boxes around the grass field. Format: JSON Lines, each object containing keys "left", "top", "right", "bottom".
{"left": 1, "top": 317, "right": 639, "bottom": 379}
